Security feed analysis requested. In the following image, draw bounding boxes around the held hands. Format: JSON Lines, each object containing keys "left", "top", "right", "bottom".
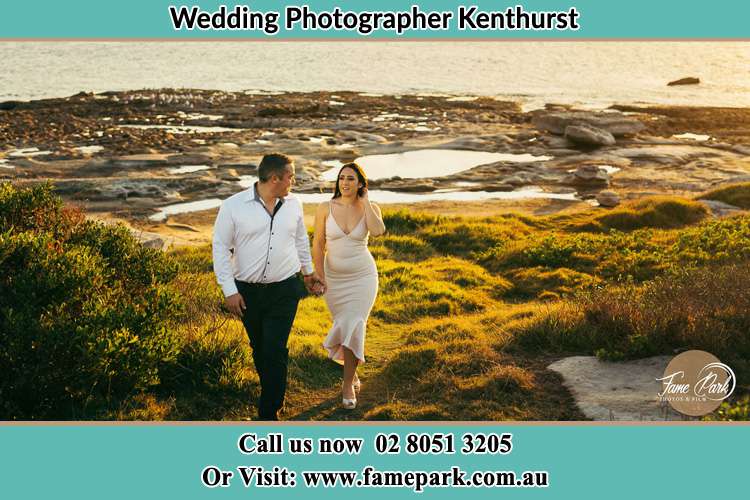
{"left": 224, "top": 274, "right": 326, "bottom": 317}
{"left": 304, "top": 272, "right": 327, "bottom": 296}
{"left": 225, "top": 293, "right": 246, "bottom": 317}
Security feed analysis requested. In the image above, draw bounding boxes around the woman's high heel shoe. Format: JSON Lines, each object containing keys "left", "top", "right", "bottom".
{"left": 342, "top": 384, "right": 357, "bottom": 410}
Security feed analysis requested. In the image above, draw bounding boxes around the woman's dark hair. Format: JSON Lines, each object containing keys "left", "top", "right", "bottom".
{"left": 332, "top": 162, "right": 368, "bottom": 199}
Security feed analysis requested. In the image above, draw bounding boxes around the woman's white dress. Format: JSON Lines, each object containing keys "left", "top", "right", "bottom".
{"left": 322, "top": 206, "right": 378, "bottom": 363}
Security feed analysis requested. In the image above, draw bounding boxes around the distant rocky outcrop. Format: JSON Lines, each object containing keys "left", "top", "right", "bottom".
{"left": 667, "top": 77, "right": 700, "bottom": 86}
{"left": 564, "top": 123, "right": 616, "bottom": 147}
{"left": 532, "top": 111, "right": 645, "bottom": 137}
{"left": 566, "top": 165, "right": 611, "bottom": 189}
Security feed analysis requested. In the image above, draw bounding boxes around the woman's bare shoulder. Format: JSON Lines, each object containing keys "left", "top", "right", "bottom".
{"left": 314, "top": 201, "right": 330, "bottom": 218}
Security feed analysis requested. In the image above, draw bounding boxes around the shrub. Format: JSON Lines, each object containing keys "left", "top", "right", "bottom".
{"left": 377, "top": 234, "right": 434, "bottom": 261}
{"left": 420, "top": 220, "right": 522, "bottom": 257}
{"left": 507, "top": 266, "right": 600, "bottom": 299}
{"left": 698, "top": 182, "right": 750, "bottom": 209}
{"left": 381, "top": 210, "right": 439, "bottom": 235}
{"left": 566, "top": 197, "right": 708, "bottom": 232}
{"left": 0, "top": 181, "right": 83, "bottom": 237}
{"left": 581, "top": 263, "right": 750, "bottom": 362}
{"left": 703, "top": 395, "right": 750, "bottom": 421}
{"left": 372, "top": 259, "right": 492, "bottom": 322}
{"left": 0, "top": 184, "right": 181, "bottom": 419}
{"left": 670, "top": 215, "right": 750, "bottom": 266}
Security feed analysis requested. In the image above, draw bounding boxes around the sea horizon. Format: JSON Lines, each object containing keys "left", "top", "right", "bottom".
{"left": 1, "top": 41, "right": 748, "bottom": 108}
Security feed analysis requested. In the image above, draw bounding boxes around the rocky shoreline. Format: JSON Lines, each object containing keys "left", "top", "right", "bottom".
{"left": 2, "top": 89, "right": 749, "bottom": 230}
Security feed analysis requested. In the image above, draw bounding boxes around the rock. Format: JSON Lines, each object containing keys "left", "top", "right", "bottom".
{"left": 711, "top": 175, "right": 750, "bottom": 186}
{"left": 574, "top": 165, "right": 610, "bottom": 182}
{"left": 379, "top": 178, "right": 436, "bottom": 192}
{"left": 358, "top": 133, "right": 388, "bottom": 143}
{"left": 548, "top": 355, "right": 681, "bottom": 421}
{"left": 504, "top": 172, "right": 537, "bottom": 186}
{"left": 0, "top": 101, "right": 22, "bottom": 111}
{"left": 482, "top": 183, "right": 514, "bottom": 192}
{"left": 699, "top": 199, "right": 744, "bottom": 217}
{"left": 533, "top": 111, "right": 645, "bottom": 137}
{"left": 596, "top": 190, "right": 621, "bottom": 207}
{"left": 564, "top": 124, "right": 616, "bottom": 147}
{"left": 217, "top": 168, "right": 240, "bottom": 181}
{"left": 129, "top": 229, "right": 165, "bottom": 249}
{"left": 730, "top": 145, "right": 750, "bottom": 156}
{"left": 166, "top": 222, "right": 200, "bottom": 232}
{"left": 218, "top": 163, "right": 257, "bottom": 175}
{"left": 667, "top": 77, "right": 700, "bottom": 86}
{"left": 540, "top": 135, "right": 571, "bottom": 149}
{"left": 436, "top": 136, "right": 490, "bottom": 150}
{"left": 296, "top": 166, "right": 319, "bottom": 183}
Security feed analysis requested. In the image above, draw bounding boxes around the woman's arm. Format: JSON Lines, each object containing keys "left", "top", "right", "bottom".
{"left": 361, "top": 189, "right": 386, "bottom": 236}
{"left": 312, "top": 202, "right": 329, "bottom": 281}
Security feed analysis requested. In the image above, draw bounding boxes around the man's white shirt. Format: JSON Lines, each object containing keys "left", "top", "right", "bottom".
{"left": 212, "top": 184, "right": 313, "bottom": 297}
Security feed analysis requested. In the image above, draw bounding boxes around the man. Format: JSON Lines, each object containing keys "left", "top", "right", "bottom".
{"left": 212, "top": 153, "right": 323, "bottom": 420}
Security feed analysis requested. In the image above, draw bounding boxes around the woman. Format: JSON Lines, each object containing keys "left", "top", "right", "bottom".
{"left": 312, "top": 163, "right": 386, "bottom": 410}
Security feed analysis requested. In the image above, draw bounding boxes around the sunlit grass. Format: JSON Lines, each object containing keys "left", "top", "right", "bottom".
{"left": 115, "top": 189, "right": 750, "bottom": 420}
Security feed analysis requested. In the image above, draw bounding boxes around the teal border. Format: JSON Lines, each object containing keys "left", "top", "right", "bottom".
{"left": 1, "top": 424, "right": 747, "bottom": 498}
{"left": 0, "top": 1, "right": 748, "bottom": 39}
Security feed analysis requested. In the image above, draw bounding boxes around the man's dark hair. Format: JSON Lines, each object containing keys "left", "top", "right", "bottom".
{"left": 258, "top": 153, "right": 293, "bottom": 182}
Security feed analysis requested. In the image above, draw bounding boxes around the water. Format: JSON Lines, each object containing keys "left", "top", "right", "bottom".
{"left": 8, "top": 148, "right": 53, "bottom": 157}
{"left": 119, "top": 124, "right": 245, "bottom": 134}
{"left": 148, "top": 186, "right": 578, "bottom": 221}
{"left": 673, "top": 133, "right": 711, "bottom": 141}
{"left": 321, "top": 149, "right": 552, "bottom": 181}
{"left": 1, "top": 42, "right": 748, "bottom": 107}
{"left": 167, "top": 165, "right": 212, "bottom": 174}
{"left": 74, "top": 145, "right": 104, "bottom": 154}
{"left": 149, "top": 199, "right": 223, "bottom": 221}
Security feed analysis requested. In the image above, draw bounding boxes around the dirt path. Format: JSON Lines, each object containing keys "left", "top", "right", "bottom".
{"left": 285, "top": 322, "right": 406, "bottom": 421}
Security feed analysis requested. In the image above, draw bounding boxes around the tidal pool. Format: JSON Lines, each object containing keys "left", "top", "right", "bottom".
{"left": 8, "top": 148, "right": 54, "bottom": 157}
{"left": 167, "top": 165, "right": 212, "bottom": 174}
{"left": 148, "top": 186, "right": 577, "bottom": 221}
{"left": 74, "top": 145, "right": 105, "bottom": 154}
{"left": 149, "top": 199, "right": 223, "bottom": 221}
{"left": 673, "top": 133, "right": 711, "bottom": 141}
{"left": 321, "top": 149, "right": 553, "bottom": 181}
{"left": 120, "top": 124, "right": 244, "bottom": 134}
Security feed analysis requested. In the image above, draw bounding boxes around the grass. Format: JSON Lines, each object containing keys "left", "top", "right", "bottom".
{"left": 112, "top": 187, "right": 750, "bottom": 421}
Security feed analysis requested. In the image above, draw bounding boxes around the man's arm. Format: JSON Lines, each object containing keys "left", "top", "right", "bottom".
{"left": 212, "top": 201, "right": 239, "bottom": 298}
{"left": 294, "top": 199, "right": 314, "bottom": 277}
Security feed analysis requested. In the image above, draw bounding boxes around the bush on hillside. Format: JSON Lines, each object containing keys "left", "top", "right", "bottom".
{"left": 565, "top": 197, "right": 708, "bottom": 232}
{"left": 0, "top": 183, "right": 181, "bottom": 419}
{"left": 698, "top": 182, "right": 750, "bottom": 209}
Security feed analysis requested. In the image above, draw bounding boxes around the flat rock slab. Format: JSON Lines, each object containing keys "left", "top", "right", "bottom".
{"left": 548, "top": 355, "right": 683, "bottom": 421}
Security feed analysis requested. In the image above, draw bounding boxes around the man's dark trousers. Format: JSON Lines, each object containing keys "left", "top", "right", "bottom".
{"left": 236, "top": 276, "right": 304, "bottom": 420}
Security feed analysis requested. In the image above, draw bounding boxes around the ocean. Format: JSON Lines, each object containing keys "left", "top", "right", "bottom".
{"left": 1, "top": 41, "right": 748, "bottom": 107}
